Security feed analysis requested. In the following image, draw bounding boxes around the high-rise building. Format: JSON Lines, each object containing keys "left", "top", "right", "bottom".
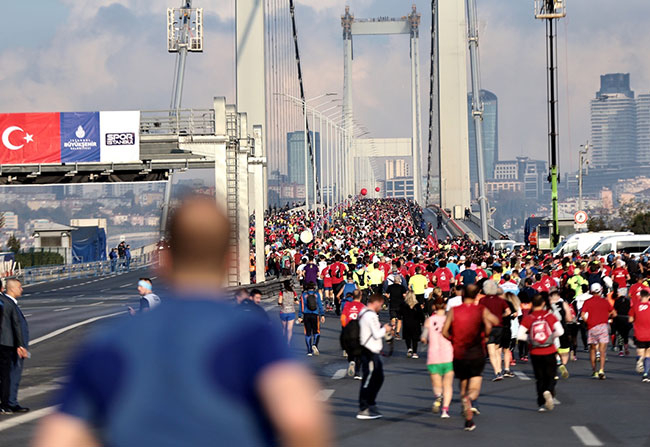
{"left": 590, "top": 73, "right": 637, "bottom": 170}
{"left": 286, "top": 131, "right": 321, "bottom": 199}
{"left": 637, "top": 94, "right": 650, "bottom": 166}
{"left": 467, "top": 89, "right": 498, "bottom": 195}
{"left": 385, "top": 159, "right": 409, "bottom": 180}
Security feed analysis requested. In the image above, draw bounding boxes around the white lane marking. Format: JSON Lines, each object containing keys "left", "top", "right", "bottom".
{"left": 119, "top": 283, "right": 131, "bottom": 288}
{"left": 75, "top": 294, "right": 85, "bottom": 298}
{"left": 100, "top": 288, "right": 110, "bottom": 292}
{"left": 0, "top": 406, "right": 56, "bottom": 432}
{"left": 87, "top": 301, "right": 105, "bottom": 306}
{"left": 19, "top": 383, "right": 60, "bottom": 400}
{"left": 332, "top": 369, "right": 347, "bottom": 380}
{"left": 571, "top": 426, "right": 603, "bottom": 446}
{"left": 514, "top": 371, "right": 531, "bottom": 381}
{"left": 315, "top": 389, "right": 335, "bottom": 402}
{"left": 151, "top": 276, "right": 158, "bottom": 280}
{"left": 31, "top": 311, "right": 126, "bottom": 346}
{"left": 24, "top": 314, "right": 32, "bottom": 317}
{"left": 53, "top": 307, "right": 71, "bottom": 312}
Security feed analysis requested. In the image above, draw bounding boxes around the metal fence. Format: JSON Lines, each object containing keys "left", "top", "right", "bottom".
{"left": 140, "top": 109, "right": 216, "bottom": 136}
{"left": 20, "top": 245, "right": 159, "bottom": 285}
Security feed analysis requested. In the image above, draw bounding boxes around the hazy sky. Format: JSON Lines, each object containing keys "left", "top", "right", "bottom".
{"left": 1, "top": 0, "right": 649, "bottom": 178}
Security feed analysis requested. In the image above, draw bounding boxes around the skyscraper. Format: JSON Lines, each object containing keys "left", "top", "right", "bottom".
{"left": 590, "top": 73, "right": 637, "bottom": 170}
{"left": 636, "top": 94, "right": 650, "bottom": 166}
{"left": 287, "top": 131, "right": 321, "bottom": 199}
{"left": 467, "top": 89, "right": 498, "bottom": 196}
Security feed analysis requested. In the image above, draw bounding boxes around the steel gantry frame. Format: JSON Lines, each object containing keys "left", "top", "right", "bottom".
{"left": 341, "top": 5, "right": 423, "bottom": 203}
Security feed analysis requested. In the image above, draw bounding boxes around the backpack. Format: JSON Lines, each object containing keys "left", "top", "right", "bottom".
{"left": 305, "top": 291, "right": 318, "bottom": 311}
{"left": 529, "top": 312, "right": 554, "bottom": 348}
{"left": 340, "top": 310, "right": 368, "bottom": 355}
{"left": 282, "top": 257, "right": 291, "bottom": 269}
{"left": 356, "top": 271, "right": 366, "bottom": 287}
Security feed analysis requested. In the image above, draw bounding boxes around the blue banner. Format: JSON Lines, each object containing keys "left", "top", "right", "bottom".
{"left": 60, "top": 112, "right": 100, "bottom": 163}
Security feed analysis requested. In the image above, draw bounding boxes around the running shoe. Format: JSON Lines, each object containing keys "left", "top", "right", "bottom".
{"left": 441, "top": 410, "right": 450, "bottom": 419}
{"left": 407, "top": 349, "right": 413, "bottom": 358}
{"left": 543, "top": 390, "right": 554, "bottom": 411}
{"left": 471, "top": 403, "right": 480, "bottom": 415}
{"left": 432, "top": 395, "right": 443, "bottom": 414}
{"left": 642, "top": 375, "right": 650, "bottom": 383}
{"left": 464, "top": 420, "right": 476, "bottom": 431}
{"left": 510, "top": 359, "right": 517, "bottom": 367}
{"left": 492, "top": 372, "right": 503, "bottom": 382}
{"left": 354, "top": 375, "right": 362, "bottom": 380}
{"left": 356, "top": 408, "right": 382, "bottom": 420}
{"left": 503, "top": 370, "right": 515, "bottom": 378}
{"left": 538, "top": 407, "right": 547, "bottom": 413}
{"left": 618, "top": 351, "right": 625, "bottom": 357}
{"left": 312, "top": 345, "right": 320, "bottom": 356}
{"left": 412, "top": 352, "right": 419, "bottom": 359}
{"left": 636, "top": 358, "right": 645, "bottom": 374}
{"left": 598, "top": 370, "right": 606, "bottom": 380}
{"left": 591, "top": 371, "right": 599, "bottom": 379}
{"left": 347, "top": 361, "right": 356, "bottom": 377}
{"left": 558, "top": 364, "right": 570, "bottom": 379}
{"left": 307, "top": 352, "right": 313, "bottom": 357}
{"left": 343, "top": 351, "right": 348, "bottom": 359}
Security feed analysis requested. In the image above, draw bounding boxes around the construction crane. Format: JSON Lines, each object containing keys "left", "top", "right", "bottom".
{"left": 535, "top": 0, "right": 566, "bottom": 247}
{"left": 466, "top": 0, "right": 489, "bottom": 242}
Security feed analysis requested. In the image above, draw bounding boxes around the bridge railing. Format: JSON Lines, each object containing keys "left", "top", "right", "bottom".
{"left": 429, "top": 204, "right": 466, "bottom": 239}
{"left": 19, "top": 244, "right": 159, "bottom": 285}
{"left": 466, "top": 213, "right": 506, "bottom": 240}
{"left": 140, "top": 109, "right": 216, "bottom": 136}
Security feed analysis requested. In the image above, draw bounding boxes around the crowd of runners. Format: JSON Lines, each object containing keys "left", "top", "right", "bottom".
{"left": 266, "top": 198, "right": 650, "bottom": 431}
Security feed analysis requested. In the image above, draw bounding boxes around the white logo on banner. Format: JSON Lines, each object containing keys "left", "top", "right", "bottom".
{"left": 75, "top": 125, "right": 86, "bottom": 139}
{"left": 99, "top": 111, "right": 140, "bottom": 163}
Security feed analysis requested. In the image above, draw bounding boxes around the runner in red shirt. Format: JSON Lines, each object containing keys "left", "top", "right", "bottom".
{"left": 517, "top": 294, "right": 565, "bottom": 411}
{"left": 629, "top": 274, "right": 650, "bottom": 309}
{"left": 540, "top": 271, "right": 555, "bottom": 291}
{"left": 480, "top": 281, "right": 512, "bottom": 381}
{"left": 531, "top": 273, "right": 549, "bottom": 293}
{"left": 629, "top": 289, "right": 650, "bottom": 380}
{"left": 611, "top": 262, "right": 630, "bottom": 294}
{"left": 581, "top": 283, "right": 617, "bottom": 379}
{"left": 330, "top": 254, "right": 348, "bottom": 315}
{"left": 442, "top": 285, "right": 498, "bottom": 432}
{"left": 433, "top": 260, "right": 454, "bottom": 296}
{"left": 341, "top": 290, "right": 366, "bottom": 379}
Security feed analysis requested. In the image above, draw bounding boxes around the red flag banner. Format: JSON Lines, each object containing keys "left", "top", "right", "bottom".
{"left": 0, "top": 113, "right": 61, "bottom": 164}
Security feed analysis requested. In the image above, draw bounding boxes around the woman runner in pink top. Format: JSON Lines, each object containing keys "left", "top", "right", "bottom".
{"left": 421, "top": 294, "right": 454, "bottom": 418}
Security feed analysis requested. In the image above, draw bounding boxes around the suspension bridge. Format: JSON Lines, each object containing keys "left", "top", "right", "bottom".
{"left": 0, "top": 1, "right": 568, "bottom": 286}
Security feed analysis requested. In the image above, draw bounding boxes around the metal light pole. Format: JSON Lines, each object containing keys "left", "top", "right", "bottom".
{"left": 578, "top": 141, "right": 589, "bottom": 211}
{"left": 535, "top": 0, "right": 566, "bottom": 247}
{"left": 168, "top": 1, "right": 203, "bottom": 112}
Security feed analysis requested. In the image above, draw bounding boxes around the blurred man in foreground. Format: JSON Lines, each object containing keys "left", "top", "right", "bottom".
{"left": 34, "top": 197, "right": 330, "bottom": 447}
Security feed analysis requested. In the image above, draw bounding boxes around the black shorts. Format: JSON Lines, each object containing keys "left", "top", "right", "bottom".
{"left": 500, "top": 327, "right": 512, "bottom": 349}
{"left": 636, "top": 339, "right": 650, "bottom": 349}
{"left": 389, "top": 308, "right": 402, "bottom": 320}
{"left": 453, "top": 357, "right": 485, "bottom": 380}
{"left": 559, "top": 333, "right": 571, "bottom": 350}
{"left": 487, "top": 327, "right": 504, "bottom": 345}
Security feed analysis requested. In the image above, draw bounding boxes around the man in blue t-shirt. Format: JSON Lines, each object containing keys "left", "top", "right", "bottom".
{"left": 34, "top": 197, "right": 329, "bottom": 447}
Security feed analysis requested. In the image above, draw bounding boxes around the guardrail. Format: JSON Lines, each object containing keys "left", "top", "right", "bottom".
{"left": 467, "top": 213, "right": 506, "bottom": 240}
{"left": 140, "top": 109, "right": 216, "bottom": 136}
{"left": 226, "top": 276, "right": 289, "bottom": 301}
{"left": 429, "top": 204, "right": 466, "bottom": 238}
{"left": 20, "top": 245, "right": 159, "bottom": 285}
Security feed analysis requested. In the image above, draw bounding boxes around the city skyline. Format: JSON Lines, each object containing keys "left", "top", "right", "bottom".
{"left": 1, "top": 1, "right": 649, "bottom": 177}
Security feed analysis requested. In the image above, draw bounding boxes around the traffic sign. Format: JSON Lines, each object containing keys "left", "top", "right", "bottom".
{"left": 574, "top": 210, "right": 588, "bottom": 225}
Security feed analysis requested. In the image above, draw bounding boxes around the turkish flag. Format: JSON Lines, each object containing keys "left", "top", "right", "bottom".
{"left": 0, "top": 113, "right": 61, "bottom": 164}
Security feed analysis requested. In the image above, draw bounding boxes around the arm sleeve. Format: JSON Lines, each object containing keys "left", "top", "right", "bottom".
{"left": 553, "top": 321, "right": 565, "bottom": 337}
{"left": 516, "top": 325, "right": 529, "bottom": 342}
{"left": 10, "top": 305, "right": 25, "bottom": 348}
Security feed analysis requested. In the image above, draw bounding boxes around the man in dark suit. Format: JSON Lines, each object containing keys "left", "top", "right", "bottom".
{"left": 0, "top": 278, "right": 29, "bottom": 414}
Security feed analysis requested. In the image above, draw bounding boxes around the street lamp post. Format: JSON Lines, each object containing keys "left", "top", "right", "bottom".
{"left": 578, "top": 141, "right": 590, "bottom": 211}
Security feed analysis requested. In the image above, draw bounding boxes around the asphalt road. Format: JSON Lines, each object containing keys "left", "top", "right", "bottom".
{"left": 2, "top": 265, "right": 649, "bottom": 445}
{"left": 423, "top": 208, "right": 452, "bottom": 240}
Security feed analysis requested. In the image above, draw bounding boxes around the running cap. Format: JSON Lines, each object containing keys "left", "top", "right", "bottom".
{"left": 590, "top": 283, "right": 603, "bottom": 293}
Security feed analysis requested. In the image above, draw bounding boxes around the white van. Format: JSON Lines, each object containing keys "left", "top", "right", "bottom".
{"left": 584, "top": 234, "right": 650, "bottom": 257}
{"left": 552, "top": 231, "right": 633, "bottom": 256}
